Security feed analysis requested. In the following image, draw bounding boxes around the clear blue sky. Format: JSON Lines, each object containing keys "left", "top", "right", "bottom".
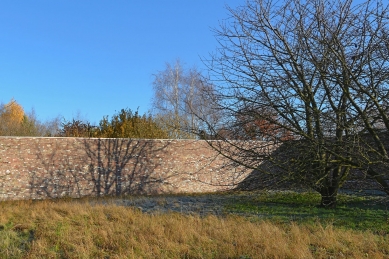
{"left": 0, "top": 0, "right": 242, "bottom": 124}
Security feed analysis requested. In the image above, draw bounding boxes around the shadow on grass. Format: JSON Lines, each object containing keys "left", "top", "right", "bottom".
{"left": 223, "top": 192, "right": 389, "bottom": 233}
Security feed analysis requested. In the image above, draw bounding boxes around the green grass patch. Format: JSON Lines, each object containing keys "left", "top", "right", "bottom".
{"left": 224, "top": 191, "right": 389, "bottom": 233}
{"left": 0, "top": 222, "right": 34, "bottom": 258}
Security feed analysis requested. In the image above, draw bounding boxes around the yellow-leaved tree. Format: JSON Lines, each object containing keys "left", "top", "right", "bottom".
{"left": 0, "top": 99, "right": 26, "bottom": 135}
{"left": 0, "top": 99, "right": 60, "bottom": 136}
{"left": 2, "top": 99, "right": 24, "bottom": 121}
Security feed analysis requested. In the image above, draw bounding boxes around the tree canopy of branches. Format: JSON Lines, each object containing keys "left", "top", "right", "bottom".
{"left": 205, "top": 0, "right": 389, "bottom": 208}
{"left": 152, "top": 59, "right": 218, "bottom": 139}
{"left": 58, "top": 119, "right": 97, "bottom": 137}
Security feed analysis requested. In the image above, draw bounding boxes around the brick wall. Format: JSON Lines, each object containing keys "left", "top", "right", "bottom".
{"left": 0, "top": 137, "right": 252, "bottom": 200}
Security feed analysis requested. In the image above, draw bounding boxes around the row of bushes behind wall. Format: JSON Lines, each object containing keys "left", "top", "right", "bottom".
{"left": 0, "top": 137, "right": 251, "bottom": 200}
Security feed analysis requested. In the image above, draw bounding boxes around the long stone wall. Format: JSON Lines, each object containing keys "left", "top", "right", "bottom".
{"left": 0, "top": 137, "right": 251, "bottom": 200}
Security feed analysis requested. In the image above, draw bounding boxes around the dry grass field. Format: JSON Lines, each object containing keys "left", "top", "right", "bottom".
{"left": 1, "top": 193, "right": 388, "bottom": 258}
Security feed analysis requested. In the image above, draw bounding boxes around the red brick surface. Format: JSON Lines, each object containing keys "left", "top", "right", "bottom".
{"left": 0, "top": 137, "right": 251, "bottom": 200}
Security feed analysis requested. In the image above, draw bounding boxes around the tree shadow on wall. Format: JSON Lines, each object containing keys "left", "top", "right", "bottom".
{"left": 29, "top": 142, "right": 88, "bottom": 199}
{"left": 234, "top": 140, "right": 326, "bottom": 192}
{"left": 29, "top": 138, "right": 171, "bottom": 199}
{"left": 234, "top": 140, "right": 389, "bottom": 193}
{"left": 84, "top": 138, "right": 171, "bottom": 197}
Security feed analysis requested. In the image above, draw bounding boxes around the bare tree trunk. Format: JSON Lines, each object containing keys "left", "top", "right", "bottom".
{"left": 318, "top": 186, "right": 338, "bottom": 209}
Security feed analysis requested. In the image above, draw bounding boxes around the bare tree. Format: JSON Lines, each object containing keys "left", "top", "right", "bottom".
{"left": 152, "top": 59, "right": 219, "bottom": 139}
{"left": 203, "top": 0, "right": 389, "bottom": 208}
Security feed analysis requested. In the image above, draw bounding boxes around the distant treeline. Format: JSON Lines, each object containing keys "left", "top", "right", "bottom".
{"left": 0, "top": 99, "right": 170, "bottom": 139}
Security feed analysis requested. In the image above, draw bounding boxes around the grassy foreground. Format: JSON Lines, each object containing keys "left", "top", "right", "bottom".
{"left": 1, "top": 193, "right": 388, "bottom": 259}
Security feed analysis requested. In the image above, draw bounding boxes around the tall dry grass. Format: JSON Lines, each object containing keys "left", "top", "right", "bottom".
{"left": 0, "top": 198, "right": 388, "bottom": 258}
